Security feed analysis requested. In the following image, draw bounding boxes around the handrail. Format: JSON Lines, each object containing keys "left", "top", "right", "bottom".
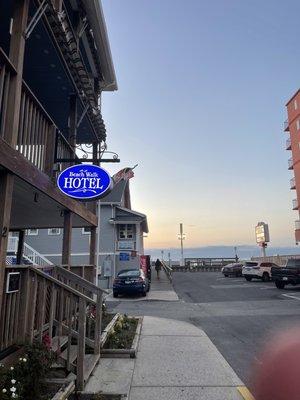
{"left": 54, "top": 265, "right": 109, "bottom": 295}
{"left": 161, "top": 260, "right": 172, "bottom": 282}
{"left": 6, "top": 265, "right": 97, "bottom": 304}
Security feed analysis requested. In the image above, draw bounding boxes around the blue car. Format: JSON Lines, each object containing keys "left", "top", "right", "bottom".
{"left": 113, "top": 269, "right": 150, "bottom": 298}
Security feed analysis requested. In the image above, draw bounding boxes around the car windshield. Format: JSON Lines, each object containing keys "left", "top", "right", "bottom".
{"left": 245, "top": 262, "right": 258, "bottom": 267}
{"left": 286, "top": 259, "right": 300, "bottom": 268}
{"left": 118, "top": 270, "right": 140, "bottom": 278}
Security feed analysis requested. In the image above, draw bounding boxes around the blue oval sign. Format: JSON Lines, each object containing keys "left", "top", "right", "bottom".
{"left": 57, "top": 164, "right": 112, "bottom": 200}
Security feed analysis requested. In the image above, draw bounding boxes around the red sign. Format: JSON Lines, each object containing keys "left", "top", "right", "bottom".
{"left": 140, "top": 255, "right": 147, "bottom": 275}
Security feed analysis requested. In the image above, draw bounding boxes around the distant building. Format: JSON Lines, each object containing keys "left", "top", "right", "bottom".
{"left": 285, "top": 91, "right": 300, "bottom": 243}
{"left": 26, "top": 171, "right": 149, "bottom": 288}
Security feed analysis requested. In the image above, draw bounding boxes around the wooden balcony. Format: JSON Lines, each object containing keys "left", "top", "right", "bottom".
{"left": 0, "top": 48, "right": 76, "bottom": 178}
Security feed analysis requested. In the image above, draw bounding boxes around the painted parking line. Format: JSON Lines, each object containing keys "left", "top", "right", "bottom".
{"left": 237, "top": 386, "right": 255, "bottom": 400}
{"left": 282, "top": 293, "right": 300, "bottom": 301}
{"left": 211, "top": 284, "right": 269, "bottom": 289}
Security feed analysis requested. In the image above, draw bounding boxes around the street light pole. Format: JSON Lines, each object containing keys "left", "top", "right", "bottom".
{"left": 161, "top": 250, "right": 164, "bottom": 261}
{"left": 178, "top": 223, "right": 186, "bottom": 267}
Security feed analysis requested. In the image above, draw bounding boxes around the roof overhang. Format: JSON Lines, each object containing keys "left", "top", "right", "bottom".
{"left": 82, "top": 0, "right": 118, "bottom": 91}
{"left": 109, "top": 207, "right": 149, "bottom": 233}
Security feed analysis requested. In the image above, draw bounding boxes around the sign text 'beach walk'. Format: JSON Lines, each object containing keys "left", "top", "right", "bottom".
{"left": 57, "top": 164, "right": 112, "bottom": 200}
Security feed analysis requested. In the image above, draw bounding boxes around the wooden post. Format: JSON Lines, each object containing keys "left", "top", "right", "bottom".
{"left": 52, "top": 0, "right": 63, "bottom": 12}
{"left": 77, "top": 297, "right": 86, "bottom": 390}
{"left": 94, "top": 290, "right": 102, "bottom": 355}
{"left": 0, "top": 172, "right": 14, "bottom": 314}
{"left": 44, "top": 126, "right": 57, "bottom": 178}
{"left": 0, "top": 0, "right": 30, "bottom": 319}
{"left": 89, "top": 143, "right": 98, "bottom": 281}
{"left": 16, "top": 230, "right": 25, "bottom": 265}
{"left": 62, "top": 210, "right": 73, "bottom": 266}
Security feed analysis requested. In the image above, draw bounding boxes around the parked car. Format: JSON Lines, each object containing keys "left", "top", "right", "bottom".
{"left": 222, "top": 263, "right": 244, "bottom": 277}
{"left": 272, "top": 258, "right": 300, "bottom": 289}
{"left": 113, "top": 269, "right": 150, "bottom": 297}
{"left": 242, "top": 261, "right": 280, "bottom": 282}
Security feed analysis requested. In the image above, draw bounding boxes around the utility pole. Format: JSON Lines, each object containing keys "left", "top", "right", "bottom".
{"left": 178, "top": 223, "right": 186, "bottom": 267}
{"left": 168, "top": 252, "right": 171, "bottom": 268}
{"left": 161, "top": 250, "right": 164, "bottom": 261}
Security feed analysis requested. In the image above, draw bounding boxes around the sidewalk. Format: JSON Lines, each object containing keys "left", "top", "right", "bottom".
{"left": 129, "top": 316, "right": 246, "bottom": 400}
{"left": 106, "top": 268, "right": 179, "bottom": 302}
{"left": 85, "top": 316, "right": 251, "bottom": 400}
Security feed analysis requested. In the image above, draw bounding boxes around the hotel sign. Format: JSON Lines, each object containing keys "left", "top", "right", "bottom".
{"left": 57, "top": 164, "right": 112, "bottom": 200}
{"left": 255, "top": 222, "right": 270, "bottom": 244}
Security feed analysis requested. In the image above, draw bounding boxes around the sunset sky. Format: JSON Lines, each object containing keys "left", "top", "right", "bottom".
{"left": 101, "top": 0, "right": 300, "bottom": 250}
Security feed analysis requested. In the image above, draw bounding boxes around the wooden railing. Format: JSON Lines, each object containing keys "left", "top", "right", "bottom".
{"left": 1, "top": 265, "right": 107, "bottom": 390}
{"left": 0, "top": 47, "right": 78, "bottom": 178}
{"left": 16, "top": 81, "right": 54, "bottom": 172}
{"left": 0, "top": 49, "right": 17, "bottom": 138}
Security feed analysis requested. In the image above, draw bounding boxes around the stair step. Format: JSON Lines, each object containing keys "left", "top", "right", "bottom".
{"left": 83, "top": 354, "right": 100, "bottom": 383}
{"left": 60, "top": 345, "right": 78, "bottom": 365}
{"left": 51, "top": 336, "right": 68, "bottom": 353}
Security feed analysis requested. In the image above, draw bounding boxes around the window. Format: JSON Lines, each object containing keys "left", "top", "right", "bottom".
{"left": 119, "top": 224, "right": 134, "bottom": 239}
{"left": 82, "top": 227, "right": 91, "bottom": 235}
{"left": 48, "top": 228, "right": 61, "bottom": 236}
{"left": 295, "top": 99, "right": 298, "bottom": 110}
{"left": 297, "top": 120, "right": 300, "bottom": 130}
{"left": 26, "top": 229, "right": 38, "bottom": 236}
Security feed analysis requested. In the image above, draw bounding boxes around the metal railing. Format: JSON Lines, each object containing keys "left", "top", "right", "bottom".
{"left": 284, "top": 120, "right": 289, "bottom": 131}
{"left": 290, "top": 177, "right": 296, "bottom": 189}
{"left": 286, "top": 138, "right": 291, "bottom": 149}
{"left": 293, "top": 199, "right": 298, "bottom": 209}
{"left": 288, "top": 158, "right": 294, "bottom": 169}
{"left": 295, "top": 220, "right": 300, "bottom": 230}
{"left": 161, "top": 261, "right": 172, "bottom": 282}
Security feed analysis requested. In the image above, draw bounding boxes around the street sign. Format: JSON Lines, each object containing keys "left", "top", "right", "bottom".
{"left": 57, "top": 164, "right": 112, "bottom": 200}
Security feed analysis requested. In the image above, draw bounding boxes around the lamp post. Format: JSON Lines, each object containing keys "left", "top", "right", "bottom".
{"left": 178, "top": 223, "right": 186, "bottom": 267}
{"left": 161, "top": 250, "right": 164, "bottom": 261}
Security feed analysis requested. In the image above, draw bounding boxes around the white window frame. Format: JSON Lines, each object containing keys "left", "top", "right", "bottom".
{"left": 26, "top": 229, "right": 38, "bottom": 236}
{"left": 48, "top": 228, "right": 61, "bottom": 236}
{"left": 82, "top": 227, "right": 91, "bottom": 235}
{"left": 295, "top": 99, "right": 298, "bottom": 110}
{"left": 119, "top": 224, "right": 134, "bottom": 240}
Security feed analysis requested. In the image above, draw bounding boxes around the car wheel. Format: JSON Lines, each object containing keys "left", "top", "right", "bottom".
{"left": 262, "top": 272, "right": 270, "bottom": 282}
{"left": 224, "top": 274, "right": 228, "bottom": 277}
{"left": 113, "top": 292, "right": 118, "bottom": 298}
{"left": 235, "top": 272, "right": 239, "bottom": 278}
{"left": 245, "top": 276, "right": 252, "bottom": 281}
{"left": 142, "top": 291, "right": 147, "bottom": 297}
{"left": 275, "top": 281, "right": 285, "bottom": 289}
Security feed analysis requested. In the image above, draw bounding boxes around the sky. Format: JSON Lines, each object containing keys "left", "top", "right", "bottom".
{"left": 100, "top": 0, "right": 300, "bottom": 251}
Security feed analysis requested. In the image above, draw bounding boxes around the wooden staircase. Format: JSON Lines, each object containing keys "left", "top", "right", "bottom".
{"left": 0, "top": 264, "right": 107, "bottom": 391}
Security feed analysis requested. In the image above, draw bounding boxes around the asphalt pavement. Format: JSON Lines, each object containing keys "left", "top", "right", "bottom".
{"left": 107, "top": 271, "right": 300, "bottom": 391}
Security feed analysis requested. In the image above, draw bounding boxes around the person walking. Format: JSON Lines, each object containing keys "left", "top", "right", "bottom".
{"left": 155, "top": 258, "right": 162, "bottom": 279}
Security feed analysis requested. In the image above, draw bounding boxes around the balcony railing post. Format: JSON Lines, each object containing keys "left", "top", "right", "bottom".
{"left": 44, "top": 126, "right": 57, "bottom": 178}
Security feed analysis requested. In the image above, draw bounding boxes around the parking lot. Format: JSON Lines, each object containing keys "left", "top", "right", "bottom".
{"left": 172, "top": 272, "right": 300, "bottom": 388}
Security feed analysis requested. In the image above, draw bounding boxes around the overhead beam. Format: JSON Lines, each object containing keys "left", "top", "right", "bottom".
{"left": 0, "top": 136, "right": 97, "bottom": 227}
